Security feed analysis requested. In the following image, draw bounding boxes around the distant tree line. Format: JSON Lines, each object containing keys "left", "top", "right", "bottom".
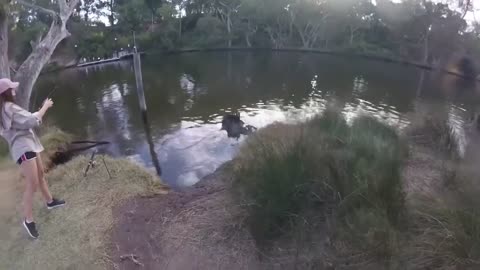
{"left": 8, "top": 0, "right": 480, "bottom": 67}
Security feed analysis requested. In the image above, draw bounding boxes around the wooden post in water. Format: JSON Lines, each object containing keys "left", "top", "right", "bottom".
{"left": 133, "top": 52, "right": 147, "bottom": 112}
{"left": 132, "top": 37, "right": 162, "bottom": 176}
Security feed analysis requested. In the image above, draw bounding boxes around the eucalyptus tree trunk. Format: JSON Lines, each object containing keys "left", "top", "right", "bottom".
{"left": 245, "top": 32, "right": 251, "bottom": 47}
{"left": 218, "top": 2, "right": 242, "bottom": 48}
{"left": 178, "top": 16, "right": 182, "bottom": 40}
{"left": 349, "top": 27, "right": 355, "bottom": 46}
{"left": 0, "top": 0, "right": 80, "bottom": 109}
{"left": 226, "top": 13, "right": 232, "bottom": 47}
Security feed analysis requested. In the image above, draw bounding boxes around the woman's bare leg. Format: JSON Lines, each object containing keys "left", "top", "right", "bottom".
{"left": 20, "top": 160, "right": 39, "bottom": 223}
{"left": 35, "top": 155, "right": 53, "bottom": 204}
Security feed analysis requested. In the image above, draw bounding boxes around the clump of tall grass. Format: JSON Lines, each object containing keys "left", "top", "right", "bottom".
{"left": 405, "top": 206, "right": 480, "bottom": 270}
{"left": 0, "top": 127, "right": 71, "bottom": 164}
{"left": 232, "top": 110, "right": 408, "bottom": 261}
{"left": 405, "top": 161, "right": 480, "bottom": 269}
{"left": 328, "top": 116, "right": 407, "bottom": 222}
{"left": 232, "top": 123, "right": 311, "bottom": 241}
{"left": 39, "top": 127, "right": 72, "bottom": 151}
{"left": 38, "top": 127, "right": 72, "bottom": 168}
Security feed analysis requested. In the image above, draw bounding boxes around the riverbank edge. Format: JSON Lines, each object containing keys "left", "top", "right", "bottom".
{"left": 108, "top": 115, "right": 480, "bottom": 269}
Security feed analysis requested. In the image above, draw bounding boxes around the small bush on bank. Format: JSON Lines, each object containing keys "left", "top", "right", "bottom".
{"left": 338, "top": 116, "right": 407, "bottom": 224}
{"left": 232, "top": 110, "right": 408, "bottom": 258}
{"left": 233, "top": 123, "right": 311, "bottom": 241}
{"left": 0, "top": 127, "right": 71, "bottom": 162}
{"left": 39, "top": 127, "right": 73, "bottom": 168}
{"left": 39, "top": 127, "right": 72, "bottom": 151}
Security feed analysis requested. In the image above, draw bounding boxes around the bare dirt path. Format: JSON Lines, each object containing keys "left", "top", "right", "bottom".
{"left": 110, "top": 165, "right": 261, "bottom": 270}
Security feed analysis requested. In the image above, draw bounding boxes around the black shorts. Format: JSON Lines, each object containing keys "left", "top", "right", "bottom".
{"left": 17, "top": 152, "right": 37, "bottom": 165}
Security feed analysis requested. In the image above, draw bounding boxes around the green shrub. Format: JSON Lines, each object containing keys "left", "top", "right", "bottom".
{"left": 306, "top": 108, "right": 350, "bottom": 146}
{"left": 319, "top": 115, "right": 407, "bottom": 263}
{"left": 233, "top": 123, "right": 312, "bottom": 241}
{"left": 336, "top": 208, "right": 401, "bottom": 260}
{"left": 183, "top": 16, "right": 228, "bottom": 48}
{"left": 39, "top": 127, "right": 72, "bottom": 152}
{"left": 232, "top": 111, "right": 407, "bottom": 253}
{"left": 338, "top": 116, "right": 407, "bottom": 224}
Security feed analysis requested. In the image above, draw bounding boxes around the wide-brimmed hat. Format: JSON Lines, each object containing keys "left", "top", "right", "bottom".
{"left": 0, "top": 78, "right": 19, "bottom": 95}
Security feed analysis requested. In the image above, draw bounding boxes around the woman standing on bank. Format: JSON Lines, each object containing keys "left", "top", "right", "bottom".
{"left": 0, "top": 78, "right": 65, "bottom": 239}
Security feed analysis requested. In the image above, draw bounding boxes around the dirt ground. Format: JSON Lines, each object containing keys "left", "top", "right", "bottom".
{"left": 110, "top": 164, "right": 262, "bottom": 270}
{"left": 403, "top": 145, "right": 447, "bottom": 202}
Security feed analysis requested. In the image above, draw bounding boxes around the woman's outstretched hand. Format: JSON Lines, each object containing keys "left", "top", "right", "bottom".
{"left": 43, "top": 98, "right": 54, "bottom": 109}
{"left": 35, "top": 98, "right": 54, "bottom": 120}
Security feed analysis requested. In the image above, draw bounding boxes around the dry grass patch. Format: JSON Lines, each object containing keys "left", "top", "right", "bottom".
{"left": 0, "top": 156, "right": 168, "bottom": 270}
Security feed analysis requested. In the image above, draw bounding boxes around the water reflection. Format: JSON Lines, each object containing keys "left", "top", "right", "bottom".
{"left": 34, "top": 52, "right": 480, "bottom": 187}
{"left": 142, "top": 112, "right": 162, "bottom": 177}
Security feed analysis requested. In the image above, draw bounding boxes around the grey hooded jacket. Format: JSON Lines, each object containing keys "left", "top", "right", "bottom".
{"left": 0, "top": 102, "right": 44, "bottom": 161}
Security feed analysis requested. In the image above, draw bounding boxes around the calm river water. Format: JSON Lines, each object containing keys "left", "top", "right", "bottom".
{"left": 33, "top": 52, "right": 480, "bottom": 187}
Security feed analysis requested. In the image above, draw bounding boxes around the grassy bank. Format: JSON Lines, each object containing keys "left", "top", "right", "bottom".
{"left": 0, "top": 127, "right": 168, "bottom": 270}
{"left": 231, "top": 110, "right": 480, "bottom": 269}
{"left": 0, "top": 156, "right": 167, "bottom": 270}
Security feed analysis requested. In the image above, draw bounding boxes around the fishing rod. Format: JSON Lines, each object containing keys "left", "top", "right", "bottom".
{"left": 71, "top": 140, "right": 110, "bottom": 146}
{"left": 31, "top": 87, "right": 57, "bottom": 111}
{"left": 52, "top": 140, "right": 112, "bottom": 176}
{"left": 66, "top": 141, "right": 111, "bottom": 153}
{"left": 46, "top": 88, "right": 57, "bottom": 99}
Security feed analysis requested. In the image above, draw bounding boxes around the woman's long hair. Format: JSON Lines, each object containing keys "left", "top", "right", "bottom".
{"left": 0, "top": 89, "right": 15, "bottom": 130}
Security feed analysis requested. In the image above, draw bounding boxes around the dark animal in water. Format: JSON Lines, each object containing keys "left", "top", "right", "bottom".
{"left": 221, "top": 113, "right": 257, "bottom": 139}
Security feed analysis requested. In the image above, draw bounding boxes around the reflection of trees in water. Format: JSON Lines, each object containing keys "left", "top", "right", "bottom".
{"left": 140, "top": 52, "right": 426, "bottom": 127}
{"left": 142, "top": 112, "right": 162, "bottom": 176}
{"left": 38, "top": 54, "right": 433, "bottom": 125}
{"left": 35, "top": 52, "right": 480, "bottom": 161}
{"left": 36, "top": 61, "right": 146, "bottom": 156}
